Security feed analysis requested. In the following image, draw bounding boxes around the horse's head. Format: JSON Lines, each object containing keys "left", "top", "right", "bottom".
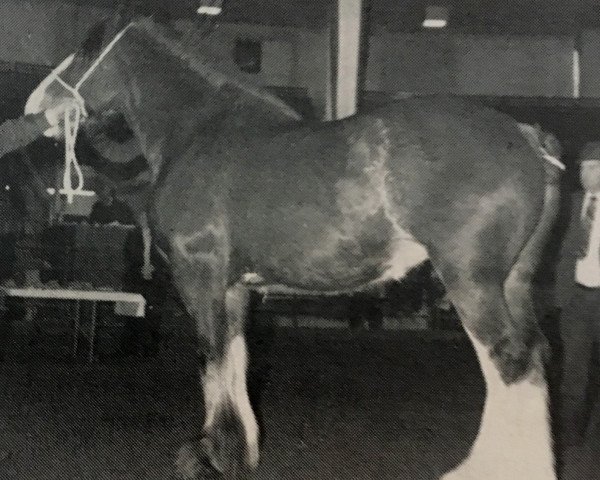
{"left": 25, "top": 14, "right": 132, "bottom": 136}
{"left": 27, "top": 11, "right": 301, "bottom": 149}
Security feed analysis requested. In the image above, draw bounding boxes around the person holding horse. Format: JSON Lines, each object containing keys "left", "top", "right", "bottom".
{"left": 0, "top": 99, "right": 81, "bottom": 159}
{"left": 555, "top": 142, "right": 600, "bottom": 447}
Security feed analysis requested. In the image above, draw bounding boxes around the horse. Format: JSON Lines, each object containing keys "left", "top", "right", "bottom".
{"left": 25, "top": 17, "right": 561, "bottom": 480}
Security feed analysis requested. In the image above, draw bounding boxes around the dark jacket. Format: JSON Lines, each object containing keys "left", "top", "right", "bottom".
{"left": 0, "top": 113, "right": 50, "bottom": 158}
{"left": 555, "top": 191, "right": 591, "bottom": 307}
{"left": 89, "top": 199, "right": 135, "bottom": 225}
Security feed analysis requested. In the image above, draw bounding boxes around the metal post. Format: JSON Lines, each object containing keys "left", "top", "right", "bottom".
{"left": 326, "top": 0, "right": 366, "bottom": 120}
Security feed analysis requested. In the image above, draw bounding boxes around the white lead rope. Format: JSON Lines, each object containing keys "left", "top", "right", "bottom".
{"left": 50, "top": 23, "right": 133, "bottom": 204}
{"left": 62, "top": 102, "right": 85, "bottom": 204}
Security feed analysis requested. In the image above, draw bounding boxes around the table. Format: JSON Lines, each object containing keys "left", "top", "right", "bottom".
{"left": 2, "top": 287, "right": 145, "bottom": 362}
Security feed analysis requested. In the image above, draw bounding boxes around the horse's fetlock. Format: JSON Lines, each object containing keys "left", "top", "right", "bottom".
{"left": 490, "top": 333, "right": 547, "bottom": 384}
{"left": 203, "top": 400, "right": 250, "bottom": 475}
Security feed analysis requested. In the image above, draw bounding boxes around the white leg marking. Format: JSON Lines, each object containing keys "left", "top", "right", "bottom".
{"left": 203, "top": 335, "right": 259, "bottom": 468}
{"left": 443, "top": 333, "right": 555, "bottom": 480}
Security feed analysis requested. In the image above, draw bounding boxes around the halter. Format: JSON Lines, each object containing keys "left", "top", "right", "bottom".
{"left": 51, "top": 23, "right": 133, "bottom": 204}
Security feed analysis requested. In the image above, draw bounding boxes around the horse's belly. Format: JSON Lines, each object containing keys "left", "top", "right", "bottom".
{"left": 242, "top": 218, "right": 430, "bottom": 291}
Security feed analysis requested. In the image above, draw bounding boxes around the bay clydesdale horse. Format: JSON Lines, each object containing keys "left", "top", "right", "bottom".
{"left": 25, "top": 16, "right": 562, "bottom": 480}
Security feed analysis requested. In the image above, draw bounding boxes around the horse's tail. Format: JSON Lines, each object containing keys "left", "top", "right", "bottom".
{"left": 508, "top": 176, "right": 561, "bottom": 280}
{"left": 511, "top": 125, "right": 563, "bottom": 282}
{"left": 503, "top": 127, "right": 563, "bottom": 343}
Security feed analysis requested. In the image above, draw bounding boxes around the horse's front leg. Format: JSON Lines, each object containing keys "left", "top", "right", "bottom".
{"left": 175, "top": 278, "right": 258, "bottom": 479}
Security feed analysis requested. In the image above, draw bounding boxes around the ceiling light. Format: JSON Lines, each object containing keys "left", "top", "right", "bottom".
{"left": 197, "top": 1, "right": 223, "bottom": 16}
{"left": 197, "top": 6, "right": 222, "bottom": 15}
{"left": 423, "top": 6, "right": 448, "bottom": 29}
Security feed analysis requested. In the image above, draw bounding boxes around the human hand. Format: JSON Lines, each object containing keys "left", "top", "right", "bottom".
{"left": 44, "top": 98, "right": 86, "bottom": 127}
{"left": 43, "top": 99, "right": 86, "bottom": 138}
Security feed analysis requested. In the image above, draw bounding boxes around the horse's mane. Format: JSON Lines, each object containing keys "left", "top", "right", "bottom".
{"left": 130, "top": 18, "right": 302, "bottom": 122}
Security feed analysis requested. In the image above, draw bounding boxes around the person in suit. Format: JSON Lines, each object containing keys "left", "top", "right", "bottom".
{"left": 555, "top": 142, "right": 600, "bottom": 447}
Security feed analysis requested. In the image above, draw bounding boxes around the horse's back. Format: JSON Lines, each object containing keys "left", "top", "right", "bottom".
{"left": 377, "top": 96, "right": 542, "bottom": 171}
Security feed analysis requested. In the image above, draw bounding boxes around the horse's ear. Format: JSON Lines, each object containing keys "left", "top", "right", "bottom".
{"left": 107, "top": 2, "right": 135, "bottom": 36}
{"left": 81, "top": 20, "right": 109, "bottom": 55}
{"left": 82, "top": 4, "right": 134, "bottom": 55}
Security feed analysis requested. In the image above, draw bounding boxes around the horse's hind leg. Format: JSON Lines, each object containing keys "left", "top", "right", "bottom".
{"left": 435, "top": 262, "right": 554, "bottom": 480}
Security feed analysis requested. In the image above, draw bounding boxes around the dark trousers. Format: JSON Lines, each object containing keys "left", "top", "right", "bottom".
{"left": 559, "top": 285, "right": 600, "bottom": 445}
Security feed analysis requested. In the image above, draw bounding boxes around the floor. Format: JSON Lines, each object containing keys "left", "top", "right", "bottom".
{"left": 0, "top": 309, "right": 594, "bottom": 479}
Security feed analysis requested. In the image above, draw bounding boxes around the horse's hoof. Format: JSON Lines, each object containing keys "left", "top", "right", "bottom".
{"left": 176, "top": 441, "right": 219, "bottom": 479}
{"left": 175, "top": 442, "right": 200, "bottom": 479}
{"left": 175, "top": 437, "right": 246, "bottom": 479}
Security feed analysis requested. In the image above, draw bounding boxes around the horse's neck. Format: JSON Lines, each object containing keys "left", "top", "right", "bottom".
{"left": 116, "top": 73, "right": 194, "bottom": 177}
{"left": 120, "top": 80, "right": 294, "bottom": 179}
{"left": 106, "top": 38, "right": 300, "bottom": 176}
{"left": 124, "top": 102, "right": 215, "bottom": 179}
{"left": 130, "top": 122, "right": 164, "bottom": 182}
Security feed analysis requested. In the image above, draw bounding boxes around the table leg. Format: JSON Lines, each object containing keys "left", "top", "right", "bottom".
{"left": 88, "top": 301, "right": 98, "bottom": 363}
{"left": 72, "top": 300, "right": 80, "bottom": 358}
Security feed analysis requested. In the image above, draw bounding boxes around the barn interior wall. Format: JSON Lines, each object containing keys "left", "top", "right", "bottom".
{"left": 580, "top": 30, "right": 600, "bottom": 98}
{"left": 382, "top": 32, "right": 575, "bottom": 97}
{"left": 0, "top": 0, "right": 110, "bottom": 66}
{"left": 455, "top": 35, "right": 574, "bottom": 97}
{"left": 1, "top": 2, "right": 600, "bottom": 103}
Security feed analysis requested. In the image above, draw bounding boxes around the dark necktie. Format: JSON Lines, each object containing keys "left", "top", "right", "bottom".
{"left": 581, "top": 195, "right": 598, "bottom": 256}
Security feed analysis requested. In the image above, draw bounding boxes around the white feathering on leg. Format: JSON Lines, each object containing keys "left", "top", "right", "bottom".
{"left": 442, "top": 333, "right": 555, "bottom": 480}
{"left": 202, "top": 336, "right": 259, "bottom": 468}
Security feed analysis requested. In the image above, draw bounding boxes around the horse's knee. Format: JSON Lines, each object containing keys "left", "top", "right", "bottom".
{"left": 466, "top": 306, "right": 548, "bottom": 384}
